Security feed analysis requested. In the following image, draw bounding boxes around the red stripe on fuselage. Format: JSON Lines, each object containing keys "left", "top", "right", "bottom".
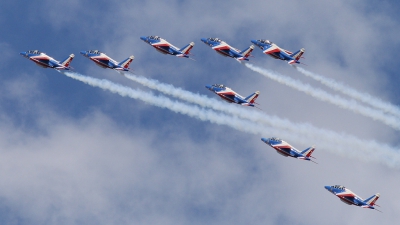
{"left": 215, "top": 50, "right": 230, "bottom": 57}
{"left": 30, "top": 58, "right": 52, "bottom": 68}
{"left": 339, "top": 196, "right": 355, "bottom": 205}
{"left": 31, "top": 56, "right": 50, "bottom": 60}
{"left": 152, "top": 43, "right": 171, "bottom": 47}
{"left": 218, "top": 94, "right": 235, "bottom": 103}
{"left": 274, "top": 147, "right": 291, "bottom": 156}
{"left": 213, "top": 46, "right": 231, "bottom": 50}
{"left": 154, "top": 46, "right": 171, "bottom": 54}
{"left": 90, "top": 58, "right": 109, "bottom": 67}
{"left": 264, "top": 48, "right": 280, "bottom": 54}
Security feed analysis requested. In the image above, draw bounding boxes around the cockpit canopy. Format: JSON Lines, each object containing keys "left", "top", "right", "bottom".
{"left": 212, "top": 84, "right": 226, "bottom": 88}
{"left": 332, "top": 185, "right": 345, "bottom": 190}
{"left": 88, "top": 50, "right": 101, "bottom": 54}
{"left": 257, "top": 40, "right": 272, "bottom": 44}
{"left": 148, "top": 36, "right": 161, "bottom": 40}
{"left": 27, "top": 50, "right": 41, "bottom": 54}
{"left": 208, "top": 38, "right": 222, "bottom": 43}
{"left": 270, "top": 137, "right": 282, "bottom": 141}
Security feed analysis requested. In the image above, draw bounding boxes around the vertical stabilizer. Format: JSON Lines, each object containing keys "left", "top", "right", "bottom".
{"left": 118, "top": 55, "right": 135, "bottom": 70}
{"left": 301, "top": 146, "right": 315, "bottom": 157}
{"left": 239, "top": 45, "right": 254, "bottom": 58}
{"left": 179, "top": 42, "right": 195, "bottom": 55}
{"left": 244, "top": 91, "right": 260, "bottom": 104}
{"left": 290, "top": 48, "right": 305, "bottom": 61}
{"left": 364, "top": 193, "right": 380, "bottom": 206}
{"left": 60, "top": 54, "right": 75, "bottom": 67}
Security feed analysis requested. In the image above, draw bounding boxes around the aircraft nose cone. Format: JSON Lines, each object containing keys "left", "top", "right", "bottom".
{"left": 261, "top": 137, "right": 269, "bottom": 143}
{"left": 205, "top": 85, "right": 212, "bottom": 90}
{"left": 19, "top": 52, "right": 27, "bottom": 56}
{"left": 80, "top": 51, "right": 87, "bottom": 55}
{"left": 251, "top": 39, "right": 257, "bottom": 44}
{"left": 201, "top": 38, "right": 208, "bottom": 44}
{"left": 140, "top": 36, "right": 147, "bottom": 41}
{"left": 324, "top": 186, "right": 332, "bottom": 191}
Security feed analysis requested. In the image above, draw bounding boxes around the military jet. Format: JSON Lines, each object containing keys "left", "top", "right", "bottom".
{"left": 80, "top": 50, "right": 134, "bottom": 71}
{"left": 201, "top": 38, "right": 254, "bottom": 61}
{"left": 324, "top": 185, "right": 381, "bottom": 211}
{"left": 205, "top": 84, "right": 259, "bottom": 107}
{"left": 20, "top": 50, "right": 74, "bottom": 70}
{"left": 261, "top": 137, "right": 316, "bottom": 163}
{"left": 140, "top": 36, "right": 194, "bottom": 59}
{"left": 251, "top": 39, "right": 304, "bottom": 64}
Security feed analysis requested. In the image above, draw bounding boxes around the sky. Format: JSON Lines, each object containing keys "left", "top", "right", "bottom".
{"left": 1, "top": 1, "right": 400, "bottom": 224}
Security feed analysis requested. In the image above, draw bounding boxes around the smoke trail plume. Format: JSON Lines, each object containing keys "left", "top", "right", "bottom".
{"left": 61, "top": 71, "right": 400, "bottom": 168}
{"left": 296, "top": 66, "right": 400, "bottom": 118}
{"left": 63, "top": 71, "right": 271, "bottom": 135}
{"left": 122, "top": 72, "right": 316, "bottom": 138}
{"left": 243, "top": 62, "right": 400, "bottom": 130}
{"left": 122, "top": 72, "right": 293, "bottom": 129}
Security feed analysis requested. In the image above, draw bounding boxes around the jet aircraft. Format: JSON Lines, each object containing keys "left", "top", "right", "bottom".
{"left": 80, "top": 50, "right": 134, "bottom": 71}
{"left": 205, "top": 84, "right": 259, "bottom": 107}
{"left": 201, "top": 38, "right": 254, "bottom": 61}
{"left": 251, "top": 39, "right": 305, "bottom": 65}
{"left": 140, "top": 36, "right": 194, "bottom": 59}
{"left": 261, "top": 137, "right": 316, "bottom": 162}
{"left": 20, "top": 50, "right": 74, "bottom": 70}
{"left": 324, "top": 185, "right": 381, "bottom": 211}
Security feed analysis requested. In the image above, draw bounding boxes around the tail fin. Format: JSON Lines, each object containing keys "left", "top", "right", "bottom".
{"left": 301, "top": 146, "right": 315, "bottom": 158}
{"left": 60, "top": 54, "right": 75, "bottom": 67}
{"left": 244, "top": 91, "right": 260, "bottom": 104}
{"left": 239, "top": 45, "right": 254, "bottom": 59}
{"left": 118, "top": 55, "right": 135, "bottom": 70}
{"left": 288, "top": 48, "right": 305, "bottom": 64}
{"left": 364, "top": 193, "right": 380, "bottom": 206}
{"left": 179, "top": 42, "right": 195, "bottom": 55}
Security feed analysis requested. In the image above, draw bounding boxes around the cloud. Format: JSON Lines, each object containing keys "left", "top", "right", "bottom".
{"left": 2, "top": 0, "right": 400, "bottom": 224}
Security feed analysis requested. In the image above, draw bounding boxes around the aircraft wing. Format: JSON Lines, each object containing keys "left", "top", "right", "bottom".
{"left": 217, "top": 90, "right": 236, "bottom": 97}
{"left": 272, "top": 143, "right": 294, "bottom": 152}
{"left": 31, "top": 55, "right": 50, "bottom": 60}
{"left": 150, "top": 40, "right": 171, "bottom": 47}
{"left": 283, "top": 49, "right": 293, "bottom": 55}
{"left": 90, "top": 55, "right": 112, "bottom": 64}
{"left": 31, "top": 55, "right": 51, "bottom": 63}
{"left": 336, "top": 191, "right": 356, "bottom": 198}
{"left": 212, "top": 42, "right": 231, "bottom": 51}
{"left": 263, "top": 44, "right": 281, "bottom": 55}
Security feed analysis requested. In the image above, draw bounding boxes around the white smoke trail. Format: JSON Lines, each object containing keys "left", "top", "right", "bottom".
{"left": 296, "top": 66, "right": 400, "bottom": 118}
{"left": 122, "top": 72, "right": 295, "bottom": 130}
{"left": 61, "top": 71, "right": 400, "bottom": 168}
{"left": 244, "top": 62, "right": 400, "bottom": 130}
{"left": 63, "top": 71, "right": 271, "bottom": 135}
{"left": 122, "top": 72, "right": 316, "bottom": 137}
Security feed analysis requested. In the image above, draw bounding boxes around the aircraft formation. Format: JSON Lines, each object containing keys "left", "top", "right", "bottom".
{"left": 20, "top": 36, "right": 381, "bottom": 212}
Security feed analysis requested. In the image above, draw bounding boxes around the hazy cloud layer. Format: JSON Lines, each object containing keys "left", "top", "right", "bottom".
{"left": 1, "top": 1, "right": 400, "bottom": 224}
